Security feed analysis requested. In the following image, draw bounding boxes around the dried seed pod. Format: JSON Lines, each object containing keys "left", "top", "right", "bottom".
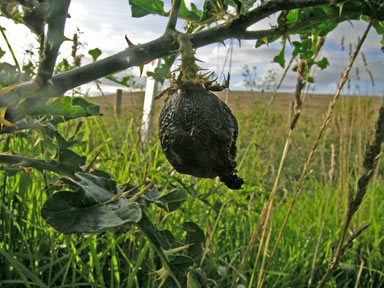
{"left": 159, "top": 82, "right": 243, "bottom": 189}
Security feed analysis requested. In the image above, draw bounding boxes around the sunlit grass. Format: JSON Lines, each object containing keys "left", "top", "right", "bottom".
{"left": 1, "top": 93, "right": 383, "bottom": 287}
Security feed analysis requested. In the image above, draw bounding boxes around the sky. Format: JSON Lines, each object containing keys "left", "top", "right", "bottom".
{"left": 0, "top": 0, "right": 383, "bottom": 96}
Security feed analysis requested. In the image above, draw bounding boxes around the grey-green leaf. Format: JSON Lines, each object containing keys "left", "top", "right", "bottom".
{"left": 41, "top": 172, "right": 142, "bottom": 234}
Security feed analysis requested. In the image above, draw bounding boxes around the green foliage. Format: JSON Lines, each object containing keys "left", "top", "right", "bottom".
{"left": 1, "top": 0, "right": 384, "bottom": 287}
{"left": 88, "top": 48, "right": 102, "bottom": 62}
{"left": 25, "top": 96, "right": 101, "bottom": 124}
{"left": 273, "top": 44, "right": 286, "bottom": 68}
{"left": 128, "top": 0, "right": 166, "bottom": 17}
{"left": 105, "top": 74, "right": 131, "bottom": 88}
{"left": 42, "top": 172, "right": 142, "bottom": 234}
{"left": 147, "top": 55, "right": 177, "bottom": 84}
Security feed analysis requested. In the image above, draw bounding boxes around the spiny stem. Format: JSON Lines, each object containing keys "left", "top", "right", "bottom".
{"left": 37, "top": 0, "right": 71, "bottom": 83}
{"left": 178, "top": 33, "right": 199, "bottom": 84}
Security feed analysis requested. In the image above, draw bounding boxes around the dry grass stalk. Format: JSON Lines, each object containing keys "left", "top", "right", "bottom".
{"left": 260, "top": 19, "right": 373, "bottom": 288}
{"left": 249, "top": 59, "right": 307, "bottom": 288}
{"left": 317, "top": 31, "right": 384, "bottom": 288}
{"left": 231, "top": 55, "right": 296, "bottom": 288}
{"left": 307, "top": 144, "right": 336, "bottom": 287}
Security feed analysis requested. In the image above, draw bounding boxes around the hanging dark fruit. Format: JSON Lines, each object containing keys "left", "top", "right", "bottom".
{"left": 158, "top": 34, "right": 243, "bottom": 189}
{"left": 159, "top": 80, "right": 244, "bottom": 190}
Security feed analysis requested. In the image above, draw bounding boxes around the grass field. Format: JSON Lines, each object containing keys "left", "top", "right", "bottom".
{"left": 1, "top": 89, "right": 384, "bottom": 287}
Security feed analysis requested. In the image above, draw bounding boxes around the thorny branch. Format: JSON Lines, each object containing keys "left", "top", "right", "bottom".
{"left": 0, "top": 153, "right": 80, "bottom": 177}
{"left": 1, "top": 0, "right": 361, "bottom": 110}
{"left": 36, "top": 0, "right": 71, "bottom": 83}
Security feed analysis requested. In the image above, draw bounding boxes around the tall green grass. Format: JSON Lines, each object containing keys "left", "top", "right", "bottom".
{"left": 1, "top": 94, "right": 383, "bottom": 287}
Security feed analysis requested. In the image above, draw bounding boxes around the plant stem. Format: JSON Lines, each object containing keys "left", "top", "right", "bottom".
{"left": 231, "top": 55, "right": 294, "bottom": 288}
{"left": 307, "top": 144, "right": 336, "bottom": 288}
{"left": 316, "top": 21, "right": 377, "bottom": 287}
{"left": 36, "top": 0, "right": 71, "bottom": 83}
{"left": 166, "top": 0, "right": 181, "bottom": 31}
{"left": 136, "top": 211, "right": 184, "bottom": 288}
{"left": 249, "top": 60, "right": 307, "bottom": 288}
{"left": 0, "top": 153, "right": 80, "bottom": 177}
{"left": 0, "top": 25, "right": 21, "bottom": 72}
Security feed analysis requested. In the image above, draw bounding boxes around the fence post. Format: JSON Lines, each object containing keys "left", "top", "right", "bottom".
{"left": 141, "top": 59, "right": 161, "bottom": 144}
{"left": 115, "top": 89, "right": 123, "bottom": 116}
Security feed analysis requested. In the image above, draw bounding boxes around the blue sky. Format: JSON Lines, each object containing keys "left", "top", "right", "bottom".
{"left": 0, "top": 0, "right": 383, "bottom": 96}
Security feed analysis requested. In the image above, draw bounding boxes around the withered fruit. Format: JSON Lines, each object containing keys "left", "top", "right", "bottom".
{"left": 158, "top": 34, "right": 244, "bottom": 189}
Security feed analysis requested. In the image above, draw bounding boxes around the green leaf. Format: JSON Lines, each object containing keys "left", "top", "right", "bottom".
{"left": 29, "top": 96, "right": 100, "bottom": 124}
{"left": 129, "top": 0, "right": 165, "bottom": 18}
{"left": 273, "top": 44, "right": 286, "bottom": 68}
{"left": 157, "top": 188, "right": 188, "bottom": 212}
{"left": 187, "top": 269, "right": 207, "bottom": 288}
{"left": 183, "top": 222, "right": 205, "bottom": 262}
{"left": 179, "top": 0, "right": 202, "bottom": 22}
{"left": 372, "top": 20, "right": 384, "bottom": 44}
{"left": 88, "top": 48, "right": 102, "bottom": 62}
{"left": 105, "top": 74, "right": 131, "bottom": 88}
{"left": 285, "top": 9, "right": 299, "bottom": 25}
{"left": 146, "top": 55, "right": 177, "bottom": 84}
{"left": 56, "top": 148, "right": 86, "bottom": 167}
{"left": 0, "top": 47, "right": 5, "bottom": 59}
{"left": 169, "top": 255, "right": 194, "bottom": 273}
{"left": 42, "top": 172, "right": 142, "bottom": 234}
{"left": 315, "top": 57, "right": 330, "bottom": 70}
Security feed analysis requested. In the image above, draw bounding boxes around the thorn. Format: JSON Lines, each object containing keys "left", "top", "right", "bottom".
{"left": 163, "top": 244, "right": 192, "bottom": 257}
{"left": 23, "top": 167, "right": 30, "bottom": 176}
{"left": 219, "top": 41, "right": 226, "bottom": 48}
{"left": 139, "top": 65, "right": 144, "bottom": 77}
{"left": 62, "top": 35, "right": 72, "bottom": 42}
{"left": 32, "top": 137, "right": 41, "bottom": 149}
{"left": 223, "top": 72, "right": 231, "bottom": 87}
{"left": 169, "top": 49, "right": 181, "bottom": 54}
{"left": 338, "top": 3, "right": 344, "bottom": 17}
{"left": 15, "top": 98, "right": 26, "bottom": 109}
{"left": 0, "top": 114, "right": 17, "bottom": 128}
{"left": 130, "top": 181, "right": 155, "bottom": 202}
{"left": 85, "top": 148, "right": 104, "bottom": 173}
{"left": 262, "top": 37, "right": 269, "bottom": 46}
{"left": 286, "top": 34, "right": 293, "bottom": 46}
{"left": 59, "top": 94, "right": 65, "bottom": 104}
{"left": 0, "top": 85, "right": 15, "bottom": 96}
{"left": 193, "top": 56, "right": 205, "bottom": 63}
{"left": 125, "top": 35, "right": 135, "bottom": 47}
{"left": 236, "top": 38, "right": 242, "bottom": 47}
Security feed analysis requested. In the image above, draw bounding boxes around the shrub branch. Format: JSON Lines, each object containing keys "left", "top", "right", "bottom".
{"left": 0, "top": 154, "right": 80, "bottom": 177}
{"left": 36, "top": 0, "right": 71, "bottom": 83}
{"left": 1, "top": 0, "right": 365, "bottom": 111}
